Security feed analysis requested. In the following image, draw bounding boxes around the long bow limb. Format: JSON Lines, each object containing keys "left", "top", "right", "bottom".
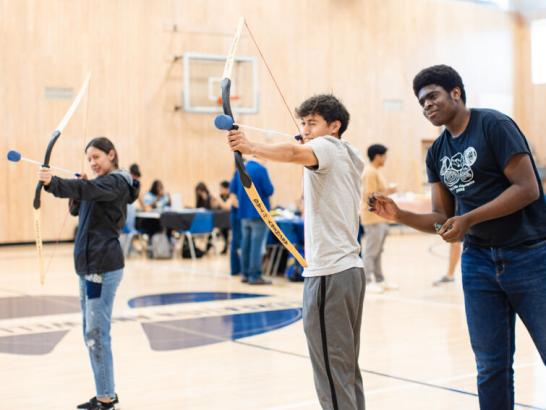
{"left": 221, "top": 17, "right": 307, "bottom": 268}
{"left": 33, "top": 73, "right": 91, "bottom": 284}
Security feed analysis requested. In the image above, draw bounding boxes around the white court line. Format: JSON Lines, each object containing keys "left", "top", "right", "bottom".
{"left": 130, "top": 261, "right": 234, "bottom": 279}
{"left": 0, "top": 296, "right": 302, "bottom": 336}
{"left": 368, "top": 293, "right": 464, "bottom": 309}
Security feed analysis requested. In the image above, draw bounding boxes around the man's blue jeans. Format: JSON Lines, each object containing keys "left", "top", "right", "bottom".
{"left": 78, "top": 269, "right": 123, "bottom": 398}
{"left": 461, "top": 240, "right": 546, "bottom": 410}
{"left": 230, "top": 210, "right": 241, "bottom": 275}
{"left": 241, "top": 218, "right": 267, "bottom": 282}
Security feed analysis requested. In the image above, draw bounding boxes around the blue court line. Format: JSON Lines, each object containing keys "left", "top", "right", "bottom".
{"left": 234, "top": 341, "right": 545, "bottom": 410}
{"left": 145, "top": 317, "right": 544, "bottom": 409}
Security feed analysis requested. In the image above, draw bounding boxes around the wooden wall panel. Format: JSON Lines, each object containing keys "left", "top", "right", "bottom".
{"left": 0, "top": 0, "right": 529, "bottom": 243}
{"left": 514, "top": 18, "right": 546, "bottom": 166}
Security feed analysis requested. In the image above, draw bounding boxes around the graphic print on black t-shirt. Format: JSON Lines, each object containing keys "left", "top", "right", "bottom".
{"left": 439, "top": 146, "right": 477, "bottom": 193}
{"left": 426, "top": 108, "right": 546, "bottom": 247}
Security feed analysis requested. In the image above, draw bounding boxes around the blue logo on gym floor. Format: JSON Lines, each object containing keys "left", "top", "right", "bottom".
{"left": 0, "top": 292, "right": 302, "bottom": 354}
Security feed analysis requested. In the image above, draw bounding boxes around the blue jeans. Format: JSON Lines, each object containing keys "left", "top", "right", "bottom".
{"left": 461, "top": 240, "right": 546, "bottom": 410}
{"left": 230, "top": 210, "right": 241, "bottom": 275}
{"left": 78, "top": 269, "right": 123, "bottom": 398}
{"left": 241, "top": 218, "right": 267, "bottom": 282}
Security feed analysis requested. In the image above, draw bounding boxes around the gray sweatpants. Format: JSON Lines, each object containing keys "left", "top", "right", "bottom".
{"left": 303, "top": 267, "right": 366, "bottom": 410}
{"left": 363, "top": 223, "right": 389, "bottom": 283}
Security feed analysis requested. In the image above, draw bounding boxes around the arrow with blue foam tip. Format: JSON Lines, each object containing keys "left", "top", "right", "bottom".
{"left": 214, "top": 114, "right": 299, "bottom": 140}
{"left": 7, "top": 150, "right": 81, "bottom": 177}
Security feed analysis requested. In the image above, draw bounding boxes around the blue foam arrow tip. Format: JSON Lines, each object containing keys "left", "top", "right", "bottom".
{"left": 7, "top": 150, "right": 21, "bottom": 162}
{"left": 214, "top": 114, "right": 234, "bottom": 130}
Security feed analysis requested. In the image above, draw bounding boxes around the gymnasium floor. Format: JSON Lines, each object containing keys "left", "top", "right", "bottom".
{"left": 1, "top": 233, "right": 545, "bottom": 409}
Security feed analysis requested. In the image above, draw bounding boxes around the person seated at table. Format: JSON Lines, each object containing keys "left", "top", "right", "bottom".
{"left": 219, "top": 180, "right": 230, "bottom": 204}
{"left": 144, "top": 180, "right": 171, "bottom": 211}
{"left": 194, "top": 182, "right": 230, "bottom": 254}
{"left": 195, "top": 181, "right": 230, "bottom": 210}
{"left": 141, "top": 180, "right": 172, "bottom": 246}
{"left": 195, "top": 182, "right": 214, "bottom": 209}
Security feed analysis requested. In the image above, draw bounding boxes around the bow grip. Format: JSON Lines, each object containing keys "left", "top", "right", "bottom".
{"left": 221, "top": 78, "right": 252, "bottom": 188}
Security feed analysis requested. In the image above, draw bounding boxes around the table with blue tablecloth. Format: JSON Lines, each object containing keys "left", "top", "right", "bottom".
{"left": 265, "top": 216, "right": 305, "bottom": 276}
{"left": 134, "top": 209, "right": 231, "bottom": 258}
{"left": 160, "top": 210, "right": 230, "bottom": 231}
{"left": 269, "top": 217, "right": 304, "bottom": 245}
{"left": 135, "top": 209, "right": 230, "bottom": 233}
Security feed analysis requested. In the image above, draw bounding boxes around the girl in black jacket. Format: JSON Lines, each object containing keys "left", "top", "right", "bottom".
{"left": 39, "top": 137, "right": 138, "bottom": 410}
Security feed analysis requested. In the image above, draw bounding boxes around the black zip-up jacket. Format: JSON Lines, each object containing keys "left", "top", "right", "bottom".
{"left": 45, "top": 170, "right": 139, "bottom": 275}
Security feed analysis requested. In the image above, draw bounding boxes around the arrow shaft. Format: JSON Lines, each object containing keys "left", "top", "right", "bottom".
{"left": 19, "top": 156, "right": 79, "bottom": 176}
{"left": 235, "top": 123, "right": 294, "bottom": 138}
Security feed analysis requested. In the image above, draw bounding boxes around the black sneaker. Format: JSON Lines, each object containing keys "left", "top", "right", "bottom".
{"left": 248, "top": 277, "right": 272, "bottom": 285}
{"left": 77, "top": 395, "right": 119, "bottom": 409}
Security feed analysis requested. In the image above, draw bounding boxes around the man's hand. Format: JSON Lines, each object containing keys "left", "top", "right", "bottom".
{"left": 438, "top": 215, "right": 472, "bottom": 242}
{"left": 38, "top": 167, "right": 53, "bottom": 186}
{"left": 227, "top": 130, "right": 253, "bottom": 155}
{"left": 368, "top": 193, "right": 400, "bottom": 222}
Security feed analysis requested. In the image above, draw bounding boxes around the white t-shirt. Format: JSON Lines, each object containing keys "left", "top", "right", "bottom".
{"left": 303, "top": 136, "right": 364, "bottom": 277}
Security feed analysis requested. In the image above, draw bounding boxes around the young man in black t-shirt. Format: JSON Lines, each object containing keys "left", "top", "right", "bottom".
{"left": 369, "top": 65, "right": 546, "bottom": 410}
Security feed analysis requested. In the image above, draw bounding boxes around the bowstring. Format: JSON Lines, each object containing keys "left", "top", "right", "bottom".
{"left": 244, "top": 21, "right": 301, "bottom": 136}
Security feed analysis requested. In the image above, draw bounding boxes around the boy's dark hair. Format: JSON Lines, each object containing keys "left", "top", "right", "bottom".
{"left": 129, "top": 163, "right": 141, "bottom": 178}
{"left": 85, "top": 137, "right": 119, "bottom": 168}
{"left": 295, "top": 94, "right": 350, "bottom": 137}
{"left": 413, "top": 65, "right": 466, "bottom": 104}
{"left": 367, "top": 144, "right": 388, "bottom": 161}
{"left": 220, "top": 180, "right": 230, "bottom": 189}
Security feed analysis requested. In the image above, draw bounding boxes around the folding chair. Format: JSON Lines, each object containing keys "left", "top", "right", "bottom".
{"left": 180, "top": 211, "right": 218, "bottom": 260}
{"left": 120, "top": 203, "right": 145, "bottom": 257}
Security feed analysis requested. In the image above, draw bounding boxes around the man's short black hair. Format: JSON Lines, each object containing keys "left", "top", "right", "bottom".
{"left": 129, "top": 163, "right": 141, "bottom": 178}
{"left": 367, "top": 144, "right": 387, "bottom": 161}
{"left": 295, "top": 94, "right": 350, "bottom": 137}
{"left": 413, "top": 65, "right": 466, "bottom": 104}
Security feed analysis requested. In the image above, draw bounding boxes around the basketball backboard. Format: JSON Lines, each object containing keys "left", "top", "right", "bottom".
{"left": 182, "top": 52, "right": 259, "bottom": 114}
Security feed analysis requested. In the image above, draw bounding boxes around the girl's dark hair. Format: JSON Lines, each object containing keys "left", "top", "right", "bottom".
{"left": 149, "top": 180, "right": 163, "bottom": 196}
{"left": 195, "top": 182, "right": 211, "bottom": 208}
{"left": 295, "top": 94, "right": 350, "bottom": 137}
{"left": 413, "top": 65, "right": 466, "bottom": 104}
{"left": 85, "top": 137, "right": 119, "bottom": 168}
